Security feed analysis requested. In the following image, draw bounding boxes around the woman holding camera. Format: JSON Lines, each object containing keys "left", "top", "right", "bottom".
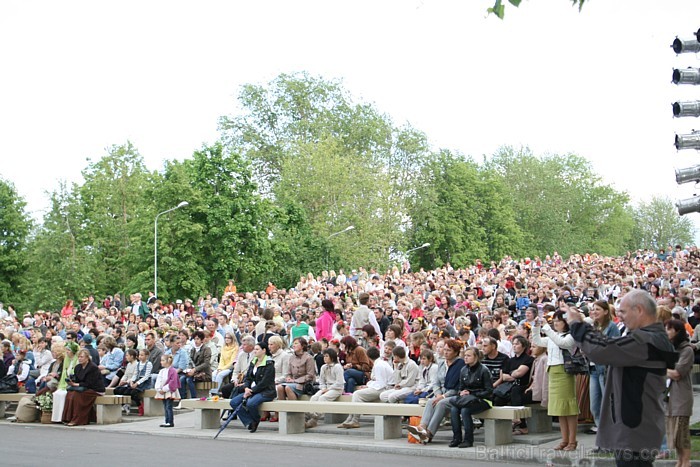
{"left": 62, "top": 348, "right": 105, "bottom": 426}
{"left": 533, "top": 310, "right": 578, "bottom": 451}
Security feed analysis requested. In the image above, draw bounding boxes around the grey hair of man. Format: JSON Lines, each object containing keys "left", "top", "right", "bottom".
{"left": 624, "top": 289, "right": 657, "bottom": 318}
{"left": 240, "top": 335, "right": 256, "bottom": 347}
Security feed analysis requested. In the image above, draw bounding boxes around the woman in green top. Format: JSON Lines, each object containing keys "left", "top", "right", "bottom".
{"left": 51, "top": 341, "right": 79, "bottom": 423}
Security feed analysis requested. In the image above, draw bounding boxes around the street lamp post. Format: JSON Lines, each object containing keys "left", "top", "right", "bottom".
{"left": 326, "top": 225, "right": 355, "bottom": 270}
{"left": 154, "top": 201, "right": 189, "bottom": 299}
{"left": 406, "top": 242, "right": 430, "bottom": 254}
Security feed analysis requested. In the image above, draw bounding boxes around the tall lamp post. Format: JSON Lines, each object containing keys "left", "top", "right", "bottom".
{"left": 326, "top": 225, "right": 355, "bottom": 271}
{"left": 154, "top": 201, "right": 189, "bottom": 299}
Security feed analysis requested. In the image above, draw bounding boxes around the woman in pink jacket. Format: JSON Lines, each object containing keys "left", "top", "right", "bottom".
{"left": 315, "top": 299, "right": 337, "bottom": 342}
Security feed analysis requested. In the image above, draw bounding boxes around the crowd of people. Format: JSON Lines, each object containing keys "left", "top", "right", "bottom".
{"left": 1, "top": 246, "right": 699, "bottom": 465}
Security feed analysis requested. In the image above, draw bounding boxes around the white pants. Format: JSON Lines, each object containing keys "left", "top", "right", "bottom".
{"left": 310, "top": 389, "right": 342, "bottom": 402}
{"left": 308, "top": 389, "right": 342, "bottom": 419}
{"left": 379, "top": 387, "right": 415, "bottom": 403}
{"left": 52, "top": 389, "right": 67, "bottom": 422}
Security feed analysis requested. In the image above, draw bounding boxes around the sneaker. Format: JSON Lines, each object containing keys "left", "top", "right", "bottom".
{"left": 305, "top": 419, "right": 318, "bottom": 429}
{"left": 458, "top": 441, "right": 473, "bottom": 449}
{"left": 174, "top": 403, "right": 182, "bottom": 410}
{"left": 407, "top": 425, "right": 428, "bottom": 442}
{"left": 159, "top": 423, "right": 173, "bottom": 428}
{"left": 122, "top": 404, "right": 130, "bottom": 414}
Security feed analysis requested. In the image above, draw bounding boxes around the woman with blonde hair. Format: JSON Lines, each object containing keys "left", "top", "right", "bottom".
{"left": 211, "top": 332, "right": 239, "bottom": 396}
{"left": 62, "top": 348, "right": 105, "bottom": 426}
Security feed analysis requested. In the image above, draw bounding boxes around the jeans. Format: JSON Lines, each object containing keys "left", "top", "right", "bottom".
{"left": 589, "top": 366, "right": 605, "bottom": 427}
{"left": 450, "top": 398, "right": 490, "bottom": 443}
{"left": 404, "top": 391, "right": 429, "bottom": 405}
{"left": 179, "top": 375, "right": 196, "bottom": 399}
{"left": 344, "top": 369, "right": 366, "bottom": 393}
{"left": 230, "top": 392, "right": 274, "bottom": 428}
{"left": 24, "top": 378, "right": 37, "bottom": 394}
{"left": 163, "top": 399, "right": 174, "bottom": 425}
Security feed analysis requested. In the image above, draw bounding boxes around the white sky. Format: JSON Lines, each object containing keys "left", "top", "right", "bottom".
{"left": 2, "top": 0, "right": 700, "bottom": 240}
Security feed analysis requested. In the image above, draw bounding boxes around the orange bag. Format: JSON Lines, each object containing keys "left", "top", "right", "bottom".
{"left": 407, "top": 416, "right": 422, "bottom": 444}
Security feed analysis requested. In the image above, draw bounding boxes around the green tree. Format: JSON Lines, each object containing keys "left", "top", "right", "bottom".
{"left": 22, "top": 183, "right": 97, "bottom": 310}
{"left": 631, "top": 196, "right": 695, "bottom": 250}
{"left": 276, "top": 135, "right": 402, "bottom": 270}
{"left": 0, "top": 177, "right": 31, "bottom": 306}
{"left": 486, "top": 146, "right": 633, "bottom": 257}
{"left": 183, "top": 142, "right": 276, "bottom": 294}
{"left": 220, "top": 73, "right": 430, "bottom": 270}
{"left": 408, "top": 151, "right": 524, "bottom": 270}
{"left": 149, "top": 160, "right": 207, "bottom": 302}
{"left": 268, "top": 201, "right": 327, "bottom": 288}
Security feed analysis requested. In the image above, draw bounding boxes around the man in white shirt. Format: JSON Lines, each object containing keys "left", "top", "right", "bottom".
{"left": 339, "top": 346, "right": 393, "bottom": 428}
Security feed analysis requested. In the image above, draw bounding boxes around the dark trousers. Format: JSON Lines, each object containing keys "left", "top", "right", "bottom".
{"left": 509, "top": 385, "right": 533, "bottom": 428}
{"left": 450, "top": 398, "right": 490, "bottom": 443}
{"left": 614, "top": 450, "right": 654, "bottom": 467}
{"left": 114, "top": 386, "right": 145, "bottom": 405}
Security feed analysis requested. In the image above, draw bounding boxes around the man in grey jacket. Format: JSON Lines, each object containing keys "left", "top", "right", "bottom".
{"left": 566, "top": 289, "right": 677, "bottom": 467}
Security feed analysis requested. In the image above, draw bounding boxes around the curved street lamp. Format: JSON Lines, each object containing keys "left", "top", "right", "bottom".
{"left": 326, "top": 225, "right": 355, "bottom": 270}
{"left": 406, "top": 242, "right": 430, "bottom": 254}
{"left": 154, "top": 201, "right": 189, "bottom": 299}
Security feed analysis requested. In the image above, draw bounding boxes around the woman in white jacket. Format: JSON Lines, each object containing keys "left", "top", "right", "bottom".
{"left": 533, "top": 310, "right": 578, "bottom": 451}
{"left": 305, "top": 348, "right": 345, "bottom": 428}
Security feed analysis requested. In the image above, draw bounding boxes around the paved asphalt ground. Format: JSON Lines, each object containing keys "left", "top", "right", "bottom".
{"left": 0, "top": 424, "right": 524, "bottom": 467}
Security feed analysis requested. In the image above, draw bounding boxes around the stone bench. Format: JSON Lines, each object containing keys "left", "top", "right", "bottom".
{"left": 691, "top": 364, "right": 700, "bottom": 385}
{"left": 0, "top": 393, "right": 130, "bottom": 423}
{"left": 0, "top": 393, "right": 28, "bottom": 418}
{"left": 526, "top": 403, "right": 552, "bottom": 433}
{"left": 105, "top": 381, "right": 214, "bottom": 416}
{"left": 105, "top": 388, "right": 161, "bottom": 416}
{"left": 94, "top": 395, "right": 131, "bottom": 424}
{"left": 181, "top": 398, "right": 530, "bottom": 446}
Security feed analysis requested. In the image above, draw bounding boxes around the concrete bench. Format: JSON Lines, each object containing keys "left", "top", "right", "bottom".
{"left": 0, "top": 393, "right": 130, "bottom": 423}
{"left": 105, "top": 388, "right": 162, "bottom": 416}
{"left": 0, "top": 393, "right": 28, "bottom": 418}
{"left": 526, "top": 403, "right": 552, "bottom": 433}
{"left": 106, "top": 382, "right": 214, "bottom": 416}
{"left": 691, "top": 364, "right": 700, "bottom": 385}
{"left": 181, "top": 398, "right": 530, "bottom": 445}
{"left": 94, "top": 395, "right": 131, "bottom": 424}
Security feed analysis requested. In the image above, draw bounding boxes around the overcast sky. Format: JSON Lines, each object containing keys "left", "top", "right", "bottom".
{"left": 2, "top": 0, "right": 700, "bottom": 239}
